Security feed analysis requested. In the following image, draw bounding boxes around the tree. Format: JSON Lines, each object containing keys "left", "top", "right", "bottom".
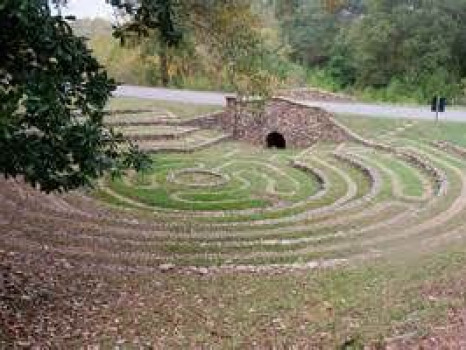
{"left": 112, "top": 0, "right": 274, "bottom": 93}
{"left": 191, "top": 1, "right": 274, "bottom": 97}
{"left": 321, "top": 0, "right": 466, "bottom": 100}
{"left": 112, "top": 0, "right": 183, "bottom": 87}
{"left": 280, "top": 0, "right": 340, "bottom": 66}
{"left": 0, "top": 0, "right": 149, "bottom": 192}
{"left": 344, "top": 2, "right": 461, "bottom": 90}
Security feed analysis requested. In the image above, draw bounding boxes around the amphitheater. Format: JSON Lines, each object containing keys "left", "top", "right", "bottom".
{"left": 1, "top": 98, "right": 466, "bottom": 275}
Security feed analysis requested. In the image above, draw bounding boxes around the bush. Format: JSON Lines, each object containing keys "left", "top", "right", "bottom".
{"left": 306, "top": 68, "right": 342, "bottom": 92}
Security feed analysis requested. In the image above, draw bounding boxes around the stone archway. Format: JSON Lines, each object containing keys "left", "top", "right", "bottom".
{"left": 266, "top": 132, "right": 286, "bottom": 149}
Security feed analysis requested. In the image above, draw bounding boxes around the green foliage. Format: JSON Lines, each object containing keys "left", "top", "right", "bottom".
{"left": 0, "top": 0, "right": 149, "bottom": 192}
{"left": 346, "top": 5, "right": 459, "bottom": 89}
{"left": 280, "top": 0, "right": 339, "bottom": 66}
{"left": 306, "top": 68, "right": 342, "bottom": 92}
{"left": 69, "top": 2, "right": 316, "bottom": 94}
{"left": 55, "top": 0, "right": 466, "bottom": 104}
{"left": 278, "top": 0, "right": 466, "bottom": 103}
{"left": 111, "top": 0, "right": 183, "bottom": 47}
{"left": 108, "top": 0, "right": 276, "bottom": 95}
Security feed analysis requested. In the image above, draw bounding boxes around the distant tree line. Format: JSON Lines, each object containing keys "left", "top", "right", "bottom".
{"left": 81, "top": 0, "right": 466, "bottom": 103}
{"left": 279, "top": 0, "right": 466, "bottom": 102}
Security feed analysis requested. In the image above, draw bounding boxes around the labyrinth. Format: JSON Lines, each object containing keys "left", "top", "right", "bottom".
{"left": 2, "top": 106, "right": 466, "bottom": 275}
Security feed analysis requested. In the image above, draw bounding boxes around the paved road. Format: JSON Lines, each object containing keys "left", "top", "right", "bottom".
{"left": 298, "top": 100, "right": 466, "bottom": 122}
{"left": 115, "top": 85, "right": 466, "bottom": 122}
{"left": 115, "top": 85, "right": 227, "bottom": 106}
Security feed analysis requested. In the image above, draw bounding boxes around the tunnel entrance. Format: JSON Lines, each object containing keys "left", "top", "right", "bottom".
{"left": 266, "top": 132, "right": 286, "bottom": 149}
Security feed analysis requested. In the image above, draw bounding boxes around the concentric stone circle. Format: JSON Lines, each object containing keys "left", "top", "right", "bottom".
{"left": 167, "top": 168, "right": 230, "bottom": 188}
{"left": 2, "top": 106, "right": 466, "bottom": 275}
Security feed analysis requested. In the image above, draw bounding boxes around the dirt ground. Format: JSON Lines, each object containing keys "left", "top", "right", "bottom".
{"left": 1, "top": 173, "right": 466, "bottom": 348}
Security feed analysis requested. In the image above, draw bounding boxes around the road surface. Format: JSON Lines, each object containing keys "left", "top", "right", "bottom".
{"left": 115, "top": 85, "right": 466, "bottom": 122}
{"left": 115, "top": 85, "right": 227, "bottom": 106}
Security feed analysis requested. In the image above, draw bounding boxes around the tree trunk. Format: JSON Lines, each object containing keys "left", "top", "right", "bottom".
{"left": 160, "top": 47, "right": 169, "bottom": 87}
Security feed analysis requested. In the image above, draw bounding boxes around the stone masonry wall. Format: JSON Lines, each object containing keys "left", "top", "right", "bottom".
{"left": 183, "top": 97, "right": 354, "bottom": 148}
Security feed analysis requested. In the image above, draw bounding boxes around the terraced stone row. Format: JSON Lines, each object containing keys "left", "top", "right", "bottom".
{"left": 136, "top": 132, "right": 232, "bottom": 153}
{"left": 2, "top": 107, "right": 466, "bottom": 272}
{"left": 433, "top": 140, "right": 466, "bottom": 159}
{"left": 116, "top": 126, "right": 201, "bottom": 141}
{"left": 104, "top": 109, "right": 231, "bottom": 153}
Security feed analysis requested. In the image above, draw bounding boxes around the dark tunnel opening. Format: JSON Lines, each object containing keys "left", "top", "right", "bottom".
{"left": 266, "top": 132, "right": 286, "bottom": 149}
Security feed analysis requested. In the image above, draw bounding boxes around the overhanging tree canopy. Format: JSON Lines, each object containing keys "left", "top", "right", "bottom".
{"left": 0, "top": 0, "right": 149, "bottom": 192}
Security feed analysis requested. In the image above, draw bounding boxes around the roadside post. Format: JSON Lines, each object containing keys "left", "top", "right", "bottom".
{"left": 431, "top": 96, "right": 446, "bottom": 123}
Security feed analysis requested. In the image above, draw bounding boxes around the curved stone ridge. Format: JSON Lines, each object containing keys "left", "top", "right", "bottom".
{"left": 433, "top": 140, "right": 466, "bottom": 159}
{"left": 168, "top": 168, "right": 230, "bottom": 188}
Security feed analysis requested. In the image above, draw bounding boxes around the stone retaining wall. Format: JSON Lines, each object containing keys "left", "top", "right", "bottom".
{"left": 183, "top": 98, "right": 354, "bottom": 148}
